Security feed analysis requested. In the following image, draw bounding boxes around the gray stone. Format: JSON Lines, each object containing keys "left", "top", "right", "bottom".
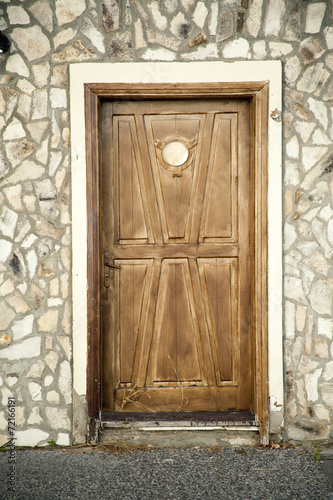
{"left": 309, "top": 279, "right": 333, "bottom": 315}
{"left": 0, "top": 337, "right": 41, "bottom": 360}
{"left": 81, "top": 17, "right": 105, "bottom": 54}
{"left": 217, "top": 12, "right": 233, "bottom": 43}
{"left": 297, "top": 63, "right": 330, "bottom": 94}
{"left": 28, "top": 0, "right": 53, "bottom": 32}
{"left": 193, "top": 2, "right": 208, "bottom": 29}
{"left": 305, "top": 2, "right": 326, "bottom": 34}
{"left": 246, "top": 0, "right": 263, "bottom": 38}
{"left": 8, "top": 6, "right": 30, "bottom": 25}
{"left": 55, "top": 0, "right": 86, "bottom": 26}
{"left": 321, "top": 383, "right": 333, "bottom": 409}
{"left": 282, "top": 0, "right": 301, "bottom": 41}
{"left": 300, "top": 37, "right": 325, "bottom": 65}
{"left": 11, "top": 26, "right": 51, "bottom": 62}
{"left": 45, "top": 407, "right": 71, "bottom": 430}
{"left": 102, "top": 0, "right": 120, "bottom": 32}
{"left": 264, "top": 0, "right": 286, "bottom": 38}
{"left": 52, "top": 41, "right": 98, "bottom": 63}
{"left": 107, "top": 32, "right": 133, "bottom": 61}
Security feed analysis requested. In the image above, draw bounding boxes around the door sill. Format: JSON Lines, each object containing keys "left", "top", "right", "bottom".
{"left": 101, "top": 410, "right": 258, "bottom": 430}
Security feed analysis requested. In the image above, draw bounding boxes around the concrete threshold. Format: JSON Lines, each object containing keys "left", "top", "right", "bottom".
{"left": 100, "top": 416, "right": 260, "bottom": 447}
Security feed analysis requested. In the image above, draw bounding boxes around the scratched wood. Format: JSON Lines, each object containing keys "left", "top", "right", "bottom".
{"left": 100, "top": 97, "right": 254, "bottom": 413}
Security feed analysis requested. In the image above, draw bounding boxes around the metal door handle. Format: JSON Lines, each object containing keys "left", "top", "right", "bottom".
{"left": 105, "top": 262, "right": 121, "bottom": 269}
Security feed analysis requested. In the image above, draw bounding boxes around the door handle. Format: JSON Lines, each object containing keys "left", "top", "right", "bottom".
{"left": 103, "top": 253, "right": 121, "bottom": 288}
{"left": 105, "top": 262, "right": 121, "bottom": 269}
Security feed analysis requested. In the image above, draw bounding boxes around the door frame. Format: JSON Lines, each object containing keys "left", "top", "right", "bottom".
{"left": 85, "top": 81, "right": 269, "bottom": 443}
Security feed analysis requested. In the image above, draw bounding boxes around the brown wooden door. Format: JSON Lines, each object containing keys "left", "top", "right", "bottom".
{"left": 101, "top": 98, "right": 253, "bottom": 413}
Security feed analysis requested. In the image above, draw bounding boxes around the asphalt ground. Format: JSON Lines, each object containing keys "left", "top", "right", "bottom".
{"left": 0, "top": 446, "right": 332, "bottom": 500}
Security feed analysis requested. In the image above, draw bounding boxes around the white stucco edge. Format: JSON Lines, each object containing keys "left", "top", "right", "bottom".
{"left": 70, "top": 62, "right": 283, "bottom": 422}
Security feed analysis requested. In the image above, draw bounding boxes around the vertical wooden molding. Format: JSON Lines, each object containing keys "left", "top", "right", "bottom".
{"left": 85, "top": 85, "right": 101, "bottom": 442}
{"left": 253, "top": 84, "right": 269, "bottom": 445}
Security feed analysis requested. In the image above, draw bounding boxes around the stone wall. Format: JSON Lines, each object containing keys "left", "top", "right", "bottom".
{"left": 0, "top": 0, "right": 332, "bottom": 446}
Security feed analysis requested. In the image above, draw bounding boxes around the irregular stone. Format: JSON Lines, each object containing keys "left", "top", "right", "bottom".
{"left": 50, "top": 88, "right": 67, "bottom": 109}
{"left": 170, "top": 12, "right": 191, "bottom": 39}
{"left": 182, "top": 43, "right": 218, "bottom": 61}
{"left": 305, "top": 2, "right": 326, "bottom": 34}
{"left": 223, "top": 38, "right": 249, "bottom": 58}
{"left": 32, "top": 62, "right": 50, "bottom": 88}
{"left": 17, "top": 93, "right": 32, "bottom": 121}
{"left": 298, "top": 355, "right": 319, "bottom": 376}
{"left": 315, "top": 337, "right": 328, "bottom": 358}
{"left": 297, "top": 63, "right": 330, "bottom": 94}
{"left": 47, "top": 390, "right": 60, "bottom": 404}
{"left": 25, "top": 360, "right": 45, "bottom": 379}
{"left": 321, "top": 383, "right": 333, "bottom": 409}
{"left": 59, "top": 360, "right": 72, "bottom": 404}
{"left": 15, "top": 217, "right": 32, "bottom": 243}
{"left": 27, "top": 120, "right": 49, "bottom": 143}
{"left": 294, "top": 103, "right": 310, "bottom": 121}
{"left": 264, "top": 0, "right": 286, "bottom": 37}
{"left": 284, "top": 276, "right": 307, "bottom": 304}
{"left": 39, "top": 256, "right": 56, "bottom": 277}
{"left": 246, "top": 0, "right": 263, "bottom": 37}
{"left": 57, "top": 336, "right": 71, "bottom": 361}
{"left": 294, "top": 121, "right": 315, "bottom": 143}
{"left": 6, "top": 294, "right": 30, "bottom": 314}
{"left": 147, "top": 2, "right": 167, "bottom": 31}
{"left": 81, "top": 17, "right": 105, "bottom": 54}
{"left": 15, "top": 429, "right": 49, "bottom": 447}
{"left": 0, "top": 337, "right": 41, "bottom": 360}
{"left": 252, "top": 40, "right": 266, "bottom": 59}
{"left": 313, "top": 404, "right": 330, "bottom": 422}
{"left": 8, "top": 6, "right": 30, "bottom": 24}
{"left": 312, "top": 218, "right": 332, "bottom": 259}
{"left": 282, "top": 0, "right": 301, "bottom": 41}
{"left": 6, "top": 54, "right": 29, "bottom": 77}
{"left": 308, "top": 98, "right": 328, "bottom": 130}
{"left": 57, "top": 433, "right": 71, "bottom": 446}
{"left": 309, "top": 279, "right": 333, "bottom": 315}
{"left": 284, "top": 56, "right": 301, "bottom": 84}
{"left": 3, "top": 117, "right": 26, "bottom": 141}
{"left": 54, "top": 28, "right": 77, "bottom": 49}
{"left": 193, "top": 2, "right": 208, "bottom": 29}
{"left": 52, "top": 40, "right": 98, "bottom": 63}
{"left": 181, "top": 0, "right": 195, "bottom": 10}
{"left": 142, "top": 48, "right": 176, "bottom": 61}
{"left": 102, "top": 0, "right": 120, "bottom": 32}
{"left": 323, "top": 361, "right": 333, "bottom": 381}
{"left": 304, "top": 251, "right": 330, "bottom": 276}
{"left": 45, "top": 375, "right": 53, "bottom": 386}
{"left": 147, "top": 30, "right": 180, "bottom": 51}
{"left": 217, "top": 12, "right": 233, "bottom": 42}
{"left": 45, "top": 351, "right": 59, "bottom": 373}
{"left": 27, "top": 406, "right": 43, "bottom": 425}
{"left": 45, "top": 407, "right": 71, "bottom": 430}
{"left": 284, "top": 223, "right": 297, "bottom": 250}
{"left": 134, "top": 19, "right": 146, "bottom": 50}
{"left": 55, "top": 0, "right": 86, "bottom": 26}
{"left": 300, "top": 37, "right": 325, "bottom": 65}
{"left": 32, "top": 215, "right": 63, "bottom": 239}
{"left": 0, "top": 279, "right": 14, "bottom": 296}
{"left": 0, "top": 207, "right": 18, "bottom": 239}
{"left": 208, "top": 2, "right": 218, "bottom": 35}
{"left": 28, "top": 381, "right": 42, "bottom": 401}
{"left": 302, "top": 147, "right": 329, "bottom": 171}
{"left": 285, "top": 301, "right": 295, "bottom": 339}
{"left": 296, "top": 305, "right": 307, "bottom": 332}
{"left": 38, "top": 310, "right": 58, "bottom": 332}
{"left": 11, "top": 26, "right": 51, "bottom": 62}
{"left": 286, "top": 136, "right": 299, "bottom": 159}
{"left": 107, "top": 32, "right": 133, "bottom": 61}
{"left": 324, "top": 26, "right": 333, "bottom": 50}
{"left": 286, "top": 423, "right": 329, "bottom": 441}
{"left": 12, "top": 315, "right": 34, "bottom": 341}
{"left": 269, "top": 42, "right": 293, "bottom": 58}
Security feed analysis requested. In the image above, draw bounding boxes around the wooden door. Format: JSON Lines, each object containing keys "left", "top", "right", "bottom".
{"left": 101, "top": 98, "right": 253, "bottom": 413}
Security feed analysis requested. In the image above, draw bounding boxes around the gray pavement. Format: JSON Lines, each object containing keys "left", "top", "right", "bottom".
{"left": 0, "top": 446, "right": 332, "bottom": 499}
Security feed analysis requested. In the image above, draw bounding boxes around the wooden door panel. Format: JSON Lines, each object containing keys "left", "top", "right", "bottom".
{"left": 145, "top": 114, "right": 205, "bottom": 243}
{"left": 114, "top": 116, "right": 153, "bottom": 245}
{"left": 102, "top": 98, "right": 253, "bottom": 413}
{"left": 198, "top": 258, "right": 238, "bottom": 386}
{"left": 146, "top": 259, "right": 204, "bottom": 386}
{"left": 199, "top": 114, "right": 238, "bottom": 242}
